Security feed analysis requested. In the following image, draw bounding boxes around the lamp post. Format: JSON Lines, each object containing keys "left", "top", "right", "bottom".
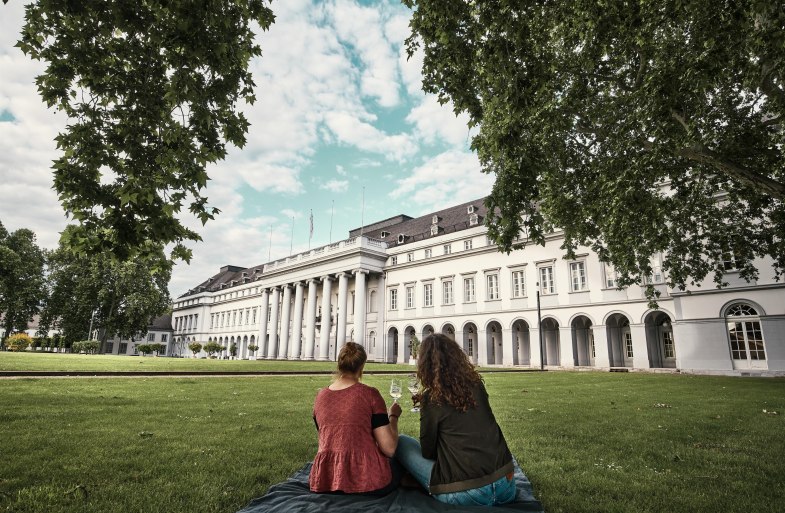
{"left": 536, "top": 283, "right": 544, "bottom": 370}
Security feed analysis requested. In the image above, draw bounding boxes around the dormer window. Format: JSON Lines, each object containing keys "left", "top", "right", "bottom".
{"left": 397, "top": 234, "right": 406, "bottom": 244}
{"left": 432, "top": 215, "right": 439, "bottom": 224}
{"left": 430, "top": 224, "right": 439, "bottom": 236}
{"left": 467, "top": 205, "right": 475, "bottom": 214}
{"left": 380, "top": 231, "right": 390, "bottom": 238}
{"left": 469, "top": 213, "right": 479, "bottom": 226}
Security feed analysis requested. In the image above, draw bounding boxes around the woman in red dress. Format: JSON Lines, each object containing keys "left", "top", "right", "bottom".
{"left": 310, "top": 342, "right": 402, "bottom": 495}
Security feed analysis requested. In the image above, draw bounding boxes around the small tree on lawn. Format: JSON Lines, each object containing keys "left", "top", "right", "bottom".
{"left": 5, "top": 333, "right": 32, "bottom": 352}
{"left": 230, "top": 343, "right": 237, "bottom": 358}
{"left": 137, "top": 344, "right": 153, "bottom": 356}
{"left": 149, "top": 343, "right": 163, "bottom": 356}
{"left": 203, "top": 341, "right": 223, "bottom": 358}
{"left": 188, "top": 342, "right": 202, "bottom": 358}
{"left": 247, "top": 344, "right": 258, "bottom": 357}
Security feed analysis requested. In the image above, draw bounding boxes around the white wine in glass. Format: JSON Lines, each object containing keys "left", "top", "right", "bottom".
{"left": 407, "top": 374, "right": 420, "bottom": 413}
{"left": 389, "top": 379, "right": 402, "bottom": 403}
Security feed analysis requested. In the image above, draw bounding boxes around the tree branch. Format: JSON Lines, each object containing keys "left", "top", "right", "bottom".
{"left": 675, "top": 145, "right": 785, "bottom": 199}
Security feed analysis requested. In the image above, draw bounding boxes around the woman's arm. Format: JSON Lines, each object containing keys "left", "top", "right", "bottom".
{"left": 373, "top": 402, "right": 401, "bottom": 457}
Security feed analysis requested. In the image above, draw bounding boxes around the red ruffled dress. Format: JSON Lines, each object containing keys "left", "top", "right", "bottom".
{"left": 310, "top": 383, "right": 392, "bottom": 493}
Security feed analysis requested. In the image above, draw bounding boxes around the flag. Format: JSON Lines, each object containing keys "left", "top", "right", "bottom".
{"left": 309, "top": 209, "right": 314, "bottom": 240}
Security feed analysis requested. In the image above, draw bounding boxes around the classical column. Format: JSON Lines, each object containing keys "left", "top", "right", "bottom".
{"left": 257, "top": 289, "right": 270, "bottom": 357}
{"left": 353, "top": 269, "right": 368, "bottom": 346}
{"left": 318, "top": 276, "right": 333, "bottom": 361}
{"left": 290, "top": 282, "right": 305, "bottom": 359}
{"left": 560, "top": 326, "right": 575, "bottom": 368}
{"left": 592, "top": 325, "right": 611, "bottom": 368}
{"left": 478, "top": 330, "right": 489, "bottom": 367}
{"left": 336, "top": 272, "right": 350, "bottom": 353}
{"left": 267, "top": 287, "right": 281, "bottom": 359}
{"left": 376, "top": 272, "right": 387, "bottom": 362}
{"left": 303, "top": 279, "right": 318, "bottom": 360}
{"left": 502, "top": 328, "right": 515, "bottom": 366}
{"left": 278, "top": 285, "right": 293, "bottom": 359}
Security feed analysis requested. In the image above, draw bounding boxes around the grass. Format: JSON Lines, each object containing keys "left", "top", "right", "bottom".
{"left": 0, "top": 371, "right": 783, "bottom": 513}
{"left": 0, "top": 351, "right": 415, "bottom": 373}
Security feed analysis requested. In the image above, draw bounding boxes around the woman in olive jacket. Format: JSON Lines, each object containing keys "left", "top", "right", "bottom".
{"left": 395, "top": 333, "right": 517, "bottom": 506}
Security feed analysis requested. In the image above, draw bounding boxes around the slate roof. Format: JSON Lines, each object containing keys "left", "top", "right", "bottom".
{"left": 149, "top": 313, "right": 173, "bottom": 331}
{"left": 348, "top": 197, "right": 488, "bottom": 247}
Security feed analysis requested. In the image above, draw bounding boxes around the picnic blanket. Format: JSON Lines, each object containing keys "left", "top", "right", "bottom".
{"left": 237, "top": 459, "right": 543, "bottom": 513}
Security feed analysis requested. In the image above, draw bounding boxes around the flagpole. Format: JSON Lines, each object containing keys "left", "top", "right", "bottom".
{"left": 308, "top": 209, "right": 313, "bottom": 250}
{"left": 289, "top": 216, "right": 294, "bottom": 255}
{"left": 359, "top": 187, "right": 365, "bottom": 239}
{"left": 329, "top": 200, "right": 334, "bottom": 243}
{"left": 268, "top": 225, "right": 272, "bottom": 262}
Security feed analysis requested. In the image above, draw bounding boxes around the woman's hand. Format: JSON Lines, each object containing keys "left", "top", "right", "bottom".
{"left": 389, "top": 401, "right": 402, "bottom": 419}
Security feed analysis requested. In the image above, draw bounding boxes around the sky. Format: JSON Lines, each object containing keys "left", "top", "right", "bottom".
{"left": 0, "top": 0, "right": 493, "bottom": 298}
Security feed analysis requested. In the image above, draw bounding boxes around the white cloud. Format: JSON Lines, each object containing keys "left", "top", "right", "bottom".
{"left": 390, "top": 150, "right": 493, "bottom": 209}
{"left": 324, "top": 111, "right": 416, "bottom": 162}
{"left": 336, "top": 164, "right": 347, "bottom": 176}
{"left": 320, "top": 179, "right": 350, "bottom": 193}
{"left": 281, "top": 209, "right": 303, "bottom": 219}
{"left": 406, "top": 96, "right": 474, "bottom": 147}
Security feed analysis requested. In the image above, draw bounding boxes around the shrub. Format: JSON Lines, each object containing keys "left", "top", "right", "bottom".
{"left": 247, "top": 344, "right": 259, "bottom": 353}
{"left": 72, "top": 340, "right": 99, "bottom": 354}
{"left": 230, "top": 343, "right": 237, "bottom": 357}
{"left": 6, "top": 333, "right": 32, "bottom": 352}
{"left": 188, "top": 342, "right": 202, "bottom": 356}
{"left": 137, "top": 344, "right": 153, "bottom": 356}
{"left": 409, "top": 335, "right": 421, "bottom": 359}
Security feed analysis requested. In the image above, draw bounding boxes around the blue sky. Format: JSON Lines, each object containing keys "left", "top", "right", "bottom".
{"left": 0, "top": 0, "right": 493, "bottom": 296}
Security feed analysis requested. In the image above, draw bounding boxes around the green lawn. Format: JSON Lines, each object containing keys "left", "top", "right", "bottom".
{"left": 0, "top": 372, "right": 783, "bottom": 513}
{"left": 0, "top": 351, "right": 415, "bottom": 373}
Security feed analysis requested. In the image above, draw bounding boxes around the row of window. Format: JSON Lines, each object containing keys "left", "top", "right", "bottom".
{"left": 387, "top": 257, "right": 665, "bottom": 310}
{"left": 145, "top": 333, "right": 169, "bottom": 343}
{"left": 391, "top": 237, "right": 493, "bottom": 265}
{"left": 174, "top": 314, "right": 198, "bottom": 332}
{"left": 210, "top": 308, "right": 259, "bottom": 329}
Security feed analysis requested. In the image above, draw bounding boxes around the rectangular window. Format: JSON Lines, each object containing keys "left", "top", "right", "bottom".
{"left": 253, "top": 308, "right": 257, "bottom": 324}
{"left": 604, "top": 262, "right": 618, "bottom": 288}
{"left": 625, "top": 332, "right": 634, "bottom": 358}
{"left": 161, "top": 334, "right": 168, "bottom": 343}
{"left": 391, "top": 256, "right": 398, "bottom": 265}
{"left": 539, "top": 266, "right": 555, "bottom": 294}
{"left": 406, "top": 286, "right": 415, "bottom": 308}
{"left": 663, "top": 331, "right": 674, "bottom": 358}
{"left": 147, "top": 333, "right": 155, "bottom": 342}
{"left": 464, "top": 239, "right": 473, "bottom": 251}
{"left": 464, "top": 277, "right": 475, "bottom": 302}
{"left": 232, "top": 311, "right": 237, "bottom": 326}
{"left": 647, "top": 254, "right": 664, "bottom": 284}
{"left": 210, "top": 314, "right": 214, "bottom": 329}
{"left": 569, "top": 261, "right": 587, "bottom": 292}
{"left": 512, "top": 270, "right": 526, "bottom": 298}
{"left": 424, "top": 248, "right": 432, "bottom": 258}
{"left": 424, "top": 283, "right": 433, "bottom": 307}
{"left": 443, "top": 244, "right": 452, "bottom": 255}
{"left": 443, "top": 281, "right": 453, "bottom": 304}
{"left": 407, "top": 252, "right": 414, "bottom": 262}
{"left": 389, "top": 289, "right": 398, "bottom": 310}
{"left": 486, "top": 274, "right": 499, "bottom": 300}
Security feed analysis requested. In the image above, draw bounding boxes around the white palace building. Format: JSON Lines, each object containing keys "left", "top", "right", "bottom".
{"left": 170, "top": 198, "right": 785, "bottom": 376}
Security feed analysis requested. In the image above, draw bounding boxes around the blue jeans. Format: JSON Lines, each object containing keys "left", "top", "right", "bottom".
{"left": 395, "top": 435, "right": 517, "bottom": 506}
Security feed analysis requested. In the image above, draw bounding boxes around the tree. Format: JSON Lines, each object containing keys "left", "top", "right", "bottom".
{"left": 0, "top": 221, "right": 47, "bottom": 345}
{"left": 229, "top": 343, "right": 237, "bottom": 358}
{"left": 40, "top": 228, "right": 171, "bottom": 352}
{"left": 188, "top": 342, "right": 203, "bottom": 357}
{"left": 5, "top": 333, "right": 32, "bottom": 352}
{"left": 203, "top": 341, "right": 223, "bottom": 358}
{"left": 137, "top": 344, "right": 153, "bottom": 356}
{"left": 9, "top": 0, "right": 275, "bottom": 263}
{"left": 405, "top": 1, "right": 785, "bottom": 297}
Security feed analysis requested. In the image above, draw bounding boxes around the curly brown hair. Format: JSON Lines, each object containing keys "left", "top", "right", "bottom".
{"left": 417, "top": 333, "right": 482, "bottom": 412}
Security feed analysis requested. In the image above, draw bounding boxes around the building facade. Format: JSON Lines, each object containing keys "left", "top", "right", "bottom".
{"left": 104, "top": 314, "right": 174, "bottom": 356}
{"left": 171, "top": 199, "right": 785, "bottom": 375}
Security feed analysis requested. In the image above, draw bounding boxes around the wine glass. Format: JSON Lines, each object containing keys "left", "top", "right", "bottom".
{"left": 389, "top": 379, "right": 402, "bottom": 403}
{"left": 407, "top": 374, "right": 420, "bottom": 413}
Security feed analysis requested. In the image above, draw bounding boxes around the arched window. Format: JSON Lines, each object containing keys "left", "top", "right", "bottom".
{"left": 726, "top": 303, "right": 766, "bottom": 362}
{"left": 369, "top": 290, "right": 377, "bottom": 313}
